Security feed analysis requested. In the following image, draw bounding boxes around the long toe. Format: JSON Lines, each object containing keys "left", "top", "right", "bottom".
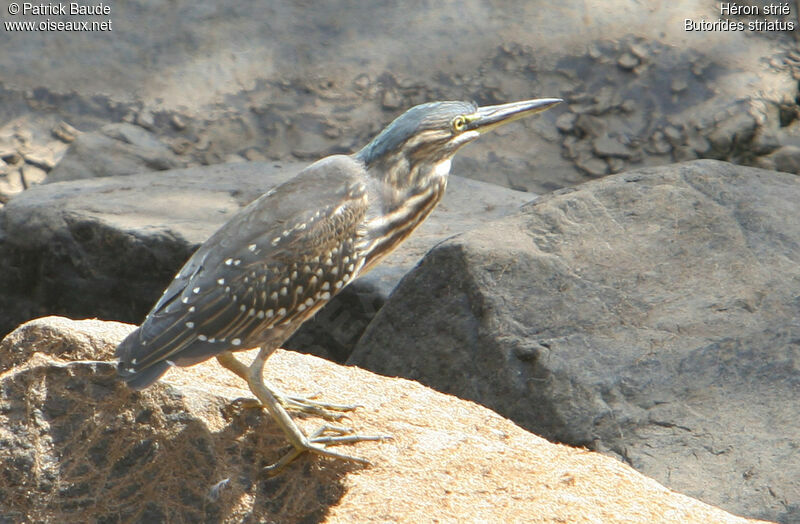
{"left": 262, "top": 425, "right": 391, "bottom": 475}
{"left": 282, "top": 395, "right": 360, "bottom": 421}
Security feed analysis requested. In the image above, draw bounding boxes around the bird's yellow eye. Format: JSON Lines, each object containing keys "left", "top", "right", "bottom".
{"left": 451, "top": 116, "right": 467, "bottom": 132}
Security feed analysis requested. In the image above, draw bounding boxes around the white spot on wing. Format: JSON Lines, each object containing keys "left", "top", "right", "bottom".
{"left": 232, "top": 338, "right": 241, "bottom": 346}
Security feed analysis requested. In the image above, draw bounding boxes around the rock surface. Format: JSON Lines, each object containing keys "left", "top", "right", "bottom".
{"left": 349, "top": 160, "right": 800, "bottom": 523}
{"left": 1, "top": 2, "right": 798, "bottom": 194}
{"left": 0, "top": 316, "right": 763, "bottom": 523}
{"left": 45, "top": 123, "right": 186, "bottom": 183}
{"left": 0, "top": 161, "right": 530, "bottom": 361}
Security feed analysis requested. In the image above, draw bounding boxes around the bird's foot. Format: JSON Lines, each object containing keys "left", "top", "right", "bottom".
{"left": 229, "top": 394, "right": 359, "bottom": 421}
{"left": 283, "top": 393, "right": 361, "bottom": 420}
{"left": 217, "top": 352, "right": 359, "bottom": 421}
{"left": 264, "top": 424, "right": 391, "bottom": 476}
{"left": 228, "top": 347, "right": 391, "bottom": 474}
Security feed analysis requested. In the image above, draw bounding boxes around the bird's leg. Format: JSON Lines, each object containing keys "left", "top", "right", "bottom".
{"left": 216, "top": 351, "right": 357, "bottom": 420}
{"left": 242, "top": 346, "right": 388, "bottom": 474}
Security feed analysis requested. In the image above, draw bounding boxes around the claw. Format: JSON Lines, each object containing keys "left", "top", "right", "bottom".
{"left": 216, "top": 350, "right": 390, "bottom": 475}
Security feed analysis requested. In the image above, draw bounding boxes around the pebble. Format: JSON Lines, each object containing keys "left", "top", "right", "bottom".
{"left": 575, "top": 155, "right": 608, "bottom": 177}
{"left": 51, "top": 121, "right": 79, "bottom": 143}
{"left": 663, "top": 126, "right": 683, "bottom": 142}
{"left": 381, "top": 89, "right": 403, "bottom": 110}
{"left": 170, "top": 114, "right": 186, "bottom": 131}
{"left": 353, "top": 74, "right": 370, "bottom": 92}
{"left": 244, "top": 148, "right": 267, "bottom": 161}
{"left": 21, "top": 164, "right": 47, "bottom": 187}
{"left": 648, "top": 131, "right": 673, "bottom": 155}
{"left": 671, "top": 78, "right": 688, "bottom": 93}
{"left": 136, "top": 110, "right": 155, "bottom": 130}
{"left": 617, "top": 53, "right": 639, "bottom": 70}
{"left": 593, "top": 135, "right": 633, "bottom": 158}
{"left": 21, "top": 150, "right": 56, "bottom": 171}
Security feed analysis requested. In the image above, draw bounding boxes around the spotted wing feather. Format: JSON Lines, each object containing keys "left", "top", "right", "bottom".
{"left": 116, "top": 155, "right": 369, "bottom": 389}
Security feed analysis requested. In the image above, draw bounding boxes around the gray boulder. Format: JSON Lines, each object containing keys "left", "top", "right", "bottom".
{"left": 46, "top": 123, "right": 185, "bottom": 183}
{"left": 349, "top": 159, "right": 800, "bottom": 523}
{"left": 0, "top": 161, "right": 529, "bottom": 361}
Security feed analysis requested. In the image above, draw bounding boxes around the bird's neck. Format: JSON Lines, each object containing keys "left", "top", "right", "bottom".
{"left": 356, "top": 156, "right": 452, "bottom": 273}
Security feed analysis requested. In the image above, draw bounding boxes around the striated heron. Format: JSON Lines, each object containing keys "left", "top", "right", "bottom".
{"left": 116, "top": 97, "right": 562, "bottom": 472}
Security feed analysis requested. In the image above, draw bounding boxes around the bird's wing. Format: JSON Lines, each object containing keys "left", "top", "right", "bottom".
{"left": 116, "top": 155, "right": 369, "bottom": 388}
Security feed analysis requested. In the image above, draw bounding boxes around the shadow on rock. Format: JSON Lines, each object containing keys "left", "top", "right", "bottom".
{"left": 0, "top": 320, "right": 358, "bottom": 523}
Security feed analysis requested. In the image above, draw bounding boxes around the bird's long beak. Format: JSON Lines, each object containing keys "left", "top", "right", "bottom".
{"left": 467, "top": 98, "right": 562, "bottom": 134}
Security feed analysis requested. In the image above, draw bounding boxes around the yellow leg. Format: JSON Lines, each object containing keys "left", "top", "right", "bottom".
{"left": 216, "top": 351, "right": 359, "bottom": 420}
{"left": 217, "top": 349, "right": 389, "bottom": 474}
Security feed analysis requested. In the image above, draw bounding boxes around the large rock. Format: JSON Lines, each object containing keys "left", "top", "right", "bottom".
{"left": 0, "top": 161, "right": 529, "bottom": 360}
{"left": 349, "top": 160, "right": 800, "bottom": 523}
{"left": 45, "top": 122, "right": 186, "bottom": 183}
{"left": 0, "top": 316, "right": 762, "bottom": 523}
{"left": 1, "top": 2, "right": 798, "bottom": 194}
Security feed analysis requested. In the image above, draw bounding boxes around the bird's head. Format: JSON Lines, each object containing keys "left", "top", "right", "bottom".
{"left": 356, "top": 97, "right": 562, "bottom": 189}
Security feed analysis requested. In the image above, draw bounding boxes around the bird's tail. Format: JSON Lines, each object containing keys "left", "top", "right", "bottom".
{"left": 115, "top": 328, "right": 171, "bottom": 390}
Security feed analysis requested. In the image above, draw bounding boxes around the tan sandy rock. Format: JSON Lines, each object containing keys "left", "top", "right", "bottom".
{"left": 0, "top": 317, "right": 765, "bottom": 523}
